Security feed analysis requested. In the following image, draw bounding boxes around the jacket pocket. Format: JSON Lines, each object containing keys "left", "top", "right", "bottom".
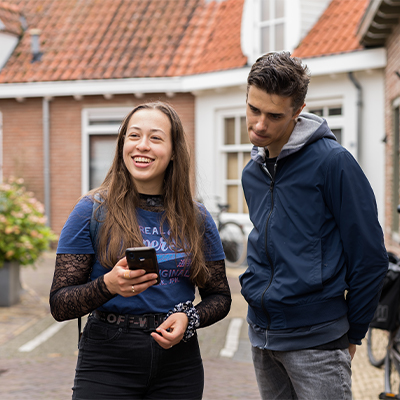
{"left": 240, "top": 265, "right": 270, "bottom": 308}
{"left": 271, "top": 237, "right": 323, "bottom": 299}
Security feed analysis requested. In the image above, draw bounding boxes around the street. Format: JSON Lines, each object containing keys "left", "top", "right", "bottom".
{"left": 0, "top": 252, "right": 392, "bottom": 399}
{"left": 0, "top": 253, "right": 260, "bottom": 399}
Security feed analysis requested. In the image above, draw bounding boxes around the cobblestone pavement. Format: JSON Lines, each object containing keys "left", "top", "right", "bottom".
{"left": 0, "top": 252, "right": 390, "bottom": 399}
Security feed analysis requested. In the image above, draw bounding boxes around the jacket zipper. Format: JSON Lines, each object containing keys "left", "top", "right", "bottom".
{"left": 260, "top": 163, "right": 277, "bottom": 329}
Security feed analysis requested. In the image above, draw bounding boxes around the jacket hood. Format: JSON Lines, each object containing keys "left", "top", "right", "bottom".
{"left": 251, "top": 112, "right": 337, "bottom": 164}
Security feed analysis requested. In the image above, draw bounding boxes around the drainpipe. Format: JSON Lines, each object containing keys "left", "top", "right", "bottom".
{"left": 43, "top": 97, "right": 51, "bottom": 226}
{"left": 348, "top": 72, "right": 363, "bottom": 163}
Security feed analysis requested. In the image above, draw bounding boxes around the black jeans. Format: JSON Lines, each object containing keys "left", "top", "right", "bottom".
{"left": 72, "top": 315, "right": 204, "bottom": 399}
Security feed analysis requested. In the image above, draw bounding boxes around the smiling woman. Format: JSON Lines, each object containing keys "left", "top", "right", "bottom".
{"left": 123, "top": 108, "right": 173, "bottom": 195}
{"left": 49, "top": 101, "right": 231, "bottom": 400}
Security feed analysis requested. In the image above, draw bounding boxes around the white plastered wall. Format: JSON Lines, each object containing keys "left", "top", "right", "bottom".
{"left": 194, "top": 68, "right": 386, "bottom": 227}
{"left": 357, "top": 70, "right": 386, "bottom": 225}
{"left": 194, "top": 87, "right": 248, "bottom": 222}
{"left": 0, "top": 33, "right": 18, "bottom": 71}
{"left": 306, "top": 70, "right": 386, "bottom": 225}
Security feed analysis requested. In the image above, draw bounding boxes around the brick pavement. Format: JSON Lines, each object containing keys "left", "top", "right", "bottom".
{"left": 0, "top": 252, "right": 391, "bottom": 399}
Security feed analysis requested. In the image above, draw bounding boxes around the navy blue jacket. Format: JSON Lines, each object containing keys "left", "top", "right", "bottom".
{"left": 240, "top": 113, "right": 388, "bottom": 345}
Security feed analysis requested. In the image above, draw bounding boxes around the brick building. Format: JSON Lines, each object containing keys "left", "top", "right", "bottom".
{"left": 0, "top": 0, "right": 389, "bottom": 239}
{"left": 0, "top": 0, "right": 247, "bottom": 234}
{"left": 358, "top": 0, "right": 400, "bottom": 253}
{"left": 0, "top": 93, "right": 196, "bottom": 234}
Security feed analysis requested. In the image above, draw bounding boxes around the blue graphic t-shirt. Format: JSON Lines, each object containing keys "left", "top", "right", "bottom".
{"left": 57, "top": 197, "right": 225, "bottom": 314}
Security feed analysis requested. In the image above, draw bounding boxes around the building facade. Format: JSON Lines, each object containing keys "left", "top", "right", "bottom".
{"left": 358, "top": 0, "right": 400, "bottom": 252}
{"left": 0, "top": 0, "right": 389, "bottom": 239}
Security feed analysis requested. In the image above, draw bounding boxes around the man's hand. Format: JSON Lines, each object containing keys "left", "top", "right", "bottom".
{"left": 348, "top": 343, "right": 357, "bottom": 360}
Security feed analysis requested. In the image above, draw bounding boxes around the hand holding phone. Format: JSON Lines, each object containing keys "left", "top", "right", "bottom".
{"left": 125, "top": 247, "right": 161, "bottom": 285}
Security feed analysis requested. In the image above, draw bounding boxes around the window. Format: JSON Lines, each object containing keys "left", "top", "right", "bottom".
{"left": 82, "top": 108, "right": 131, "bottom": 193}
{"left": 89, "top": 135, "right": 118, "bottom": 189}
{"left": 331, "top": 128, "right": 342, "bottom": 145}
{"left": 307, "top": 102, "right": 344, "bottom": 145}
{"left": 259, "top": 0, "right": 285, "bottom": 53}
{"left": 219, "top": 112, "right": 252, "bottom": 214}
{"left": 392, "top": 103, "right": 400, "bottom": 234}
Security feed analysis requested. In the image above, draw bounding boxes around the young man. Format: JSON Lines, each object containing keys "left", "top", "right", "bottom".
{"left": 240, "top": 51, "right": 388, "bottom": 399}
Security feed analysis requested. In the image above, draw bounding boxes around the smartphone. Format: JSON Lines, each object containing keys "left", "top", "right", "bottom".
{"left": 125, "top": 247, "right": 160, "bottom": 285}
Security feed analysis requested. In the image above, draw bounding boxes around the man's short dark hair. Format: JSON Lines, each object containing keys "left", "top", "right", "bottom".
{"left": 247, "top": 51, "right": 310, "bottom": 112}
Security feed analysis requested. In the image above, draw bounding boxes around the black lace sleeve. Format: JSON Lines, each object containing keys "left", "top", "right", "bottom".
{"left": 196, "top": 259, "right": 232, "bottom": 328}
{"left": 49, "top": 254, "right": 115, "bottom": 322}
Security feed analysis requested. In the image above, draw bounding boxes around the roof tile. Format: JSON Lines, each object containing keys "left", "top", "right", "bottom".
{"left": 293, "top": 0, "right": 368, "bottom": 59}
{"left": 0, "top": 0, "right": 247, "bottom": 83}
{"left": 0, "top": 1, "right": 24, "bottom": 36}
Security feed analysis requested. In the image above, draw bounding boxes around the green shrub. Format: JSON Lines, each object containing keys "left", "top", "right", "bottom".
{"left": 0, "top": 177, "right": 57, "bottom": 267}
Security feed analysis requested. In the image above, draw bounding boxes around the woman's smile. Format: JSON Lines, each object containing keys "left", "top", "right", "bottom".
{"left": 133, "top": 156, "right": 154, "bottom": 166}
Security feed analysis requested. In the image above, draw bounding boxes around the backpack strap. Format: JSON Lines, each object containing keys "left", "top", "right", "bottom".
{"left": 89, "top": 193, "right": 106, "bottom": 254}
{"left": 78, "top": 193, "right": 106, "bottom": 344}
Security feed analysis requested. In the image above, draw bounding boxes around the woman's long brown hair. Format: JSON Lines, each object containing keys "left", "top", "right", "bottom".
{"left": 89, "top": 102, "right": 209, "bottom": 287}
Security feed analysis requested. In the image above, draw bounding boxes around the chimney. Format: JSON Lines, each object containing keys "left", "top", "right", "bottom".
{"left": 29, "top": 29, "right": 42, "bottom": 62}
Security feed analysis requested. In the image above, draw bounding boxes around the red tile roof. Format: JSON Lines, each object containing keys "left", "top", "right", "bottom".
{"left": 0, "top": 0, "right": 247, "bottom": 83}
{"left": 293, "top": 0, "right": 368, "bottom": 59}
{"left": 0, "top": 2, "right": 24, "bottom": 37}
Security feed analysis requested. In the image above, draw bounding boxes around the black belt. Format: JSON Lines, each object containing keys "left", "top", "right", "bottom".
{"left": 93, "top": 310, "right": 166, "bottom": 330}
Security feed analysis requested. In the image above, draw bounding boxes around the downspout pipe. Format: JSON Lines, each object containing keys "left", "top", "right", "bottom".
{"left": 43, "top": 97, "right": 51, "bottom": 226}
{"left": 348, "top": 72, "right": 363, "bottom": 163}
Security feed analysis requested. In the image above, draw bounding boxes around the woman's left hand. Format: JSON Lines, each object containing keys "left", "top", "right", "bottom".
{"left": 150, "top": 313, "right": 188, "bottom": 349}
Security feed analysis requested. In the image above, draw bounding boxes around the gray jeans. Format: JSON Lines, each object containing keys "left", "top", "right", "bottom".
{"left": 252, "top": 346, "right": 352, "bottom": 400}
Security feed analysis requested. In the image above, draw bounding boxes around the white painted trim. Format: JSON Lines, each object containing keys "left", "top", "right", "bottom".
{"left": 303, "top": 48, "right": 386, "bottom": 76}
{"left": 0, "top": 48, "right": 386, "bottom": 99}
{"left": 240, "top": 0, "right": 255, "bottom": 60}
{"left": 0, "top": 69, "right": 249, "bottom": 99}
{"left": 184, "top": 68, "right": 250, "bottom": 92}
{"left": 81, "top": 109, "right": 89, "bottom": 195}
{"left": 393, "top": 97, "right": 400, "bottom": 109}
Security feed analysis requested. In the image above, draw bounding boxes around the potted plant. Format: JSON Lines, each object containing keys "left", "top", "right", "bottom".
{"left": 0, "top": 177, "right": 56, "bottom": 306}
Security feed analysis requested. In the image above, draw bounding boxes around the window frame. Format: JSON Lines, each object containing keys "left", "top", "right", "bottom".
{"left": 81, "top": 107, "right": 131, "bottom": 194}
{"left": 257, "top": 0, "right": 286, "bottom": 54}
{"left": 216, "top": 108, "right": 252, "bottom": 216}
{"left": 304, "top": 98, "right": 345, "bottom": 145}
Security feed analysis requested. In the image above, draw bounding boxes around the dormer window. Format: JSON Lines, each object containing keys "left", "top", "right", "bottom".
{"left": 260, "top": 0, "right": 285, "bottom": 53}
{"left": 241, "top": 0, "right": 331, "bottom": 63}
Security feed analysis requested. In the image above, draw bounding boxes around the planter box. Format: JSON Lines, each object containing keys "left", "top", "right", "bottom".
{"left": 0, "top": 262, "right": 21, "bottom": 306}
